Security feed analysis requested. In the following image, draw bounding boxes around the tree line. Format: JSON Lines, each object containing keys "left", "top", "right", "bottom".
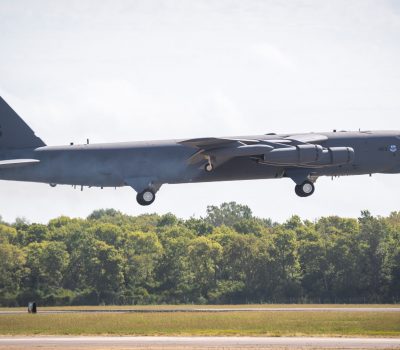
{"left": 0, "top": 202, "right": 399, "bottom": 306}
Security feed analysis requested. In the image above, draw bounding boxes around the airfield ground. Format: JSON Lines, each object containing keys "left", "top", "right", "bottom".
{"left": 0, "top": 305, "right": 399, "bottom": 337}
{"left": 1, "top": 303, "right": 399, "bottom": 311}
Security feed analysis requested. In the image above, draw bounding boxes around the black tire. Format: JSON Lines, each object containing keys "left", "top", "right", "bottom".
{"left": 136, "top": 189, "right": 156, "bottom": 206}
{"left": 295, "top": 184, "right": 305, "bottom": 197}
{"left": 295, "top": 181, "right": 315, "bottom": 197}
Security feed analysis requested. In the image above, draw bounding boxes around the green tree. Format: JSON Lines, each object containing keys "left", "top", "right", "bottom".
{"left": 212, "top": 229, "right": 272, "bottom": 303}
{"left": 0, "top": 225, "right": 17, "bottom": 244}
{"left": 158, "top": 213, "right": 180, "bottom": 227}
{"left": 188, "top": 236, "right": 222, "bottom": 301}
{"left": 0, "top": 206, "right": 399, "bottom": 306}
{"left": 90, "top": 240, "right": 125, "bottom": 303}
{"left": 269, "top": 228, "right": 301, "bottom": 300}
{"left": 156, "top": 226, "right": 195, "bottom": 303}
{"left": 24, "top": 241, "right": 69, "bottom": 292}
{"left": 357, "top": 211, "right": 391, "bottom": 301}
{"left": 122, "top": 231, "right": 163, "bottom": 304}
{"left": 87, "top": 209, "right": 121, "bottom": 220}
{"left": 184, "top": 217, "right": 213, "bottom": 236}
{"left": 0, "top": 243, "right": 26, "bottom": 296}
{"left": 24, "top": 224, "right": 50, "bottom": 244}
{"left": 90, "top": 223, "right": 123, "bottom": 246}
{"left": 206, "top": 202, "right": 253, "bottom": 227}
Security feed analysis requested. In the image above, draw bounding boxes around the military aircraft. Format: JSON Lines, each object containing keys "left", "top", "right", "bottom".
{"left": 0, "top": 96, "right": 399, "bottom": 205}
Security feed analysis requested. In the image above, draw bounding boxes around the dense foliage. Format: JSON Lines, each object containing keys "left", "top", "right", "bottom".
{"left": 1, "top": 202, "right": 399, "bottom": 306}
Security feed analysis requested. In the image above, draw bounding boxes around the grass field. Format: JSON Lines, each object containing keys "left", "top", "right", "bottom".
{"left": 1, "top": 309, "right": 399, "bottom": 337}
{"left": 1, "top": 304, "right": 399, "bottom": 311}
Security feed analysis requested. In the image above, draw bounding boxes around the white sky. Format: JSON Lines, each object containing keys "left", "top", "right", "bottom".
{"left": 0, "top": 0, "right": 400, "bottom": 223}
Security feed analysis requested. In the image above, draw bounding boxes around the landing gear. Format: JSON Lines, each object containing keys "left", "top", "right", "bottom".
{"left": 205, "top": 163, "right": 214, "bottom": 172}
{"left": 204, "top": 156, "right": 214, "bottom": 172}
{"left": 295, "top": 180, "right": 315, "bottom": 197}
{"left": 136, "top": 189, "right": 156, "bottom": 206}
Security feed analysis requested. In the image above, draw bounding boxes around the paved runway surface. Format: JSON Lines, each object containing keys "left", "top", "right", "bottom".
{"left": 1, "top": 307, "right": 400, "bottom": 314}
{"left": 0, "top": 336, "right": 400, "bottom": 348}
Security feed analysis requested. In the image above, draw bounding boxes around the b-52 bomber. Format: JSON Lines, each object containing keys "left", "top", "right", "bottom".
{"left": 0, "top": 96, "right": 399, "bottom": 205}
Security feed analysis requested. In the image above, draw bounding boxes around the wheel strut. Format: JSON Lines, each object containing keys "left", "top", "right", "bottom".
{"left": 204, "top": 156, "right": 214, "bottom": 172}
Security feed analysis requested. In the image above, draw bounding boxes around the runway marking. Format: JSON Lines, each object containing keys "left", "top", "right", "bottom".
{"left": 0, "top": 336, "right": 399, "bottom": 348}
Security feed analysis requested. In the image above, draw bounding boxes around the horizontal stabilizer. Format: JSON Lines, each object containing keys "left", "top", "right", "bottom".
{"left": 0, "top": 159, "right": 40, "bottom": 169}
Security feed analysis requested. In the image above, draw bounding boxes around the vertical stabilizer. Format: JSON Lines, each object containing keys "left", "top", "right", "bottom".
{"left": 0, "top": 97, "right": 45, "bottom": 149}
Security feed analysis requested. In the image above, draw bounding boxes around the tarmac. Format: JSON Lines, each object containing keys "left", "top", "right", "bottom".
{"left": 0, "top": 336, "right": 400, "bottom": 349}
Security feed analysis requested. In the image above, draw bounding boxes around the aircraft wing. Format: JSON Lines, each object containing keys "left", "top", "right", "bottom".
{"left": 180, "top": 134, "right": 333, "bottom": 170}
{"left": 0, "top": 159, "right": 40, "bottom": 169}
{"left": 179, "top": 137, "right": 260, "bottom": 149}
{"left": 180, "top": 133, "right": 328, "bottom": 149}
{"left": 179, "top": 137, "right": 274, "bottom": 166}
{"left": 285, "top": 134, "right": 328, "bottom": 144}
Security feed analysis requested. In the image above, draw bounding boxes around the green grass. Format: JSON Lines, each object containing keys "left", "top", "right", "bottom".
{"left": 1, "top": 311, "right": 399, "bottom": 337}
{"left": 1, "top": 304, "right": 399, "bottom": 311}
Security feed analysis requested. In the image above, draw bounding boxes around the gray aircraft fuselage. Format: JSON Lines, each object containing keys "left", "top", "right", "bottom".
{"left": 1, "top": 132, "right": 400, "bottom": 186}
{"left": 0, "top": 97, "right": 399, "bottom": 205}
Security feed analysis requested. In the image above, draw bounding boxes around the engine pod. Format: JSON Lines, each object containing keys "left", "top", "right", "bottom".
{"left": 263, "top": 145, "right": 355, "bottom": 166}
{"left": 264, "top": 144, "right": 324, "bottom": 165}
{"left": 326, "top": 147, "right": 355, "bottom": 165}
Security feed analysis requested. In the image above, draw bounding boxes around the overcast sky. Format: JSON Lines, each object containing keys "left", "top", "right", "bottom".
{"left": 0, "top": 0, "right": 400, "bottom": 223}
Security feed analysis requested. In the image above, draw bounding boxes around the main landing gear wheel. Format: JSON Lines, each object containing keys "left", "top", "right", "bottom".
{"left": 136, "top": 189, "right": 156, "bottom": 206}
{"left": 295, "top": 180, "right": 315, "bottom": 197}
{"left": 205, "top": 163, "right": 214, "bottom": 172}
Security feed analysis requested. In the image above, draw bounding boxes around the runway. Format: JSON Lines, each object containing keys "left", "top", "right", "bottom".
{"left": 0, "top": 336, "right": 400, "bottom": 349}
{"left": 1, "top": 307, "right": 400, "bottom": 315}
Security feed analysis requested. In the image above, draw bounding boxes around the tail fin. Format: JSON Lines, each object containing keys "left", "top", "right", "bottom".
{"left": 0, "top": 96, "right": 45, "bottom": 149}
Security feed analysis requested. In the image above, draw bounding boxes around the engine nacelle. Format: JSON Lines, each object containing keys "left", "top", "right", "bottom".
{"left": 321, "top": 147, "right": 355, "bottom": 165}
{"left": 264, "top": 144, "right": 323, "bottom": 164}
{"left": 264, "top": 145, "right": 354, "bottom": 166}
